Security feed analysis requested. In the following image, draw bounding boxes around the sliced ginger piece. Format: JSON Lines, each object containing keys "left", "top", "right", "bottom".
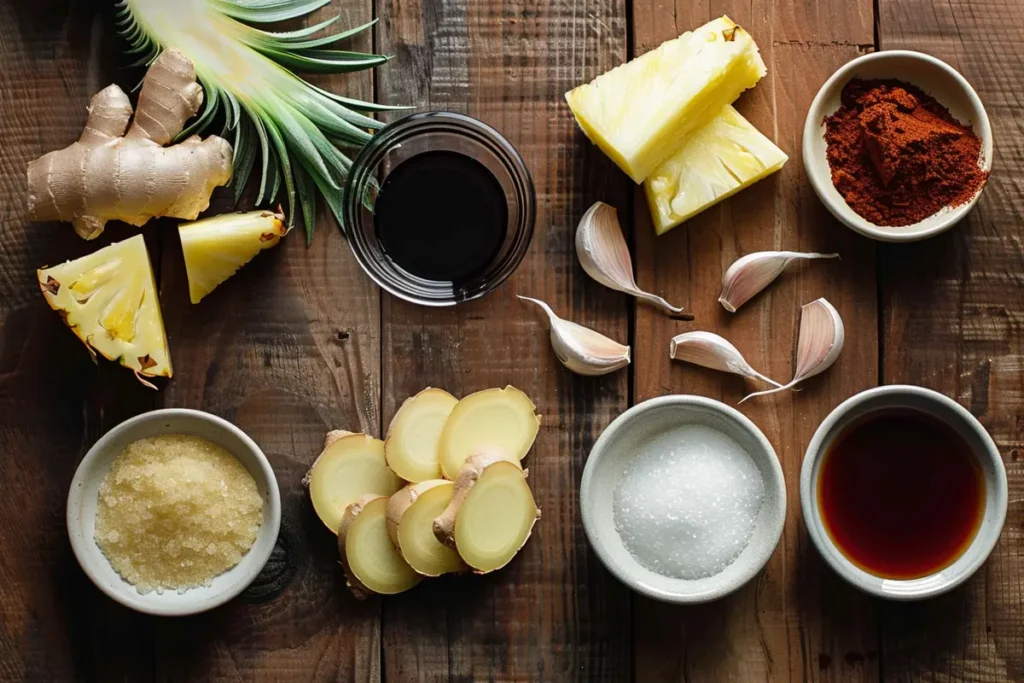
{"left": 433, "top": 451, "right": 540, "bottom": 574}
{"left": 437, "top": 386, "right": 540, "bottom": 479}
{"left": 386, "top": 480, "right": 467, "bottom": 576}
{"left": 385, "top": 388, "right": 459, "bottom": 482}
{"left": 339, "top": 495, "right": 422, "bottom": 597}
{"left": 304, "top": 432, "right": 403, "bottom": 535}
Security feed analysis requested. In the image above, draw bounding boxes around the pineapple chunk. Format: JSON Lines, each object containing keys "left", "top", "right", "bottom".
{"left": 37, "top": 235, "right": 171, "bottom": 385}
{"left": 179, "top": 210, "right": 287, "bottom": 304}
{"left": 645, "top": 105, "right": 788, "bottom": 234}
{"left": 565, "top": 16, "right": 766, "bottom": 183}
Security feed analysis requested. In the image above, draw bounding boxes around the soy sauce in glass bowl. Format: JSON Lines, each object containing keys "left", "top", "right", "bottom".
{"left": 342, "top": 112, "right": 535, "bottom": 307}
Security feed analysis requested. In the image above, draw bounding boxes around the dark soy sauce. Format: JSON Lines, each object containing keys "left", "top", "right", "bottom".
{"left": 818, "top": 409, "right": 985, "bottom": 579}
{"left": 373, "top": 150, "right": 508, "bottom": 283}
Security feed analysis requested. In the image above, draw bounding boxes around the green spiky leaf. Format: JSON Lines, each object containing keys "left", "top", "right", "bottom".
{"left": 119, "top": 0, "right": 404, "bottom": 242}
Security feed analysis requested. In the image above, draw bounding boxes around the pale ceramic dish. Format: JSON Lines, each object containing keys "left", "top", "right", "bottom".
{"left": 801, "top": 385, "right": 1007, "bottom": 600}
{"left": 580, "top": 395, "right": 786, "bottom": 604}
{"left": 67, "top": 409, "right": 282, "bottom": 616}
{"left": 803, "top": 50, "right": 992, "bottom": 242}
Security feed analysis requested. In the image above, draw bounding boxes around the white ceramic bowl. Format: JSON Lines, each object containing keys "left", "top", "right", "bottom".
{"left": 801, "top": 385, "right": 1007, "bottom": 600}
{"left": 580, "top": 395, "right": 786, "bottom": 604}
{"left": 67, "top": 409, "right": 282, "bottom": 616}
{"left": 802, "top": 50, "right": 992, "bottom": 242}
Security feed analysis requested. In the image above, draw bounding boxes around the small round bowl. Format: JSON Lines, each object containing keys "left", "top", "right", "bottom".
{"left": 580, "top": 395, "right": 786, "bottom": 604}
{"left": 67, "top": 409, "right": 282, "bottom": 616}
{"left": 803, "top": 50, "right": 993, "bottom": 242}
{"left": 801, "top": 385, "right": 1007, "bottom": 600}
{"left": 343, "top": 112, "right": 535, "bottom": 306}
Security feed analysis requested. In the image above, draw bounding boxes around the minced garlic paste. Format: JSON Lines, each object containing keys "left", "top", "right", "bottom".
{"left": 94, "top": 434, "right": 264, "bottom": 594}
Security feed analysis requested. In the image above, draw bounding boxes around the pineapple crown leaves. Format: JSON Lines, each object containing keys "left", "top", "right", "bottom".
{"left": 115, "top": 0, "right": 409, "bottom": 244}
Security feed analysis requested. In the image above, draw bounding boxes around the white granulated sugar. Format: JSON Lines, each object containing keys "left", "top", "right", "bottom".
{"left": 613, "top": 424, "right": 765, "bottom": 580}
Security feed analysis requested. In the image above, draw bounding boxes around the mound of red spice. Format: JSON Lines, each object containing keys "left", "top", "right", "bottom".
{"left": 823, "top": 79, "right": 988, "bottom": 227}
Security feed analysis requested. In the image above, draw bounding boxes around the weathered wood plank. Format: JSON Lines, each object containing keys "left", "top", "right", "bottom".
{"left": 0, "top": 1, "right": 159, "bottom": 680}
{"left": 375, "top": 0, "right": 633, "bottom": 680}
{"left": 877, "top": 0, "right": 1024, "bottom": 680}
{"left": 151, "top": 2, "right": 384, "bottom": 681}
{"left": 630, "top": 1, "right": 879, "bottom": 681}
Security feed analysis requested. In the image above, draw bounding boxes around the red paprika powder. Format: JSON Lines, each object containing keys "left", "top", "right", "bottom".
{"left": 823, "top": 79, "right": 988, "bottom": 226}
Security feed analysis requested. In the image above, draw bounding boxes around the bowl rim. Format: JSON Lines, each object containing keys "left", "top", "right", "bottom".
{"left": 580, "top": 394, "right": 786, "bottom": 604}
{"left": 342, "top": 111, "right": 536, "bottom": 307}
{"left": 67, "top": 408, "right": 282, "bottom": 616}
{"left": 800, "top": 385, "right": 1008, "bottom": 600}
{"left": 802, "top": 49, "right": 993, "bottom": 242}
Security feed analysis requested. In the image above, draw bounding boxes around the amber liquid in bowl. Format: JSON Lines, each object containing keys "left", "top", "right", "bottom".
{"left": 817, "top": 409, "right": 985, "bottom": 579}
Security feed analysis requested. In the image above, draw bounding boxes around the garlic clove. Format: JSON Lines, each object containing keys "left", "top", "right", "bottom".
{"left": 519, "top": 296, "right": 630, "bottom": 376}
{"left": 741, "top": 297, "right": 844, "bottom": 402}
{"left": 669, "top": 331, "right": 782, "bottom": 387}
{"left": 719, "top": 251, "right": 839, "bottom": 312}
{"left": 576, "top": 201, "right": 684, "bottom": 315}
{"left": 792, "top": 297, "right": 845, "bottom": 381}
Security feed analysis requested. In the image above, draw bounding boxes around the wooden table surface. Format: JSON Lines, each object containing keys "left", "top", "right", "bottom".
{"left": 3, "top": 0, "right": 1022, "bottom": 680}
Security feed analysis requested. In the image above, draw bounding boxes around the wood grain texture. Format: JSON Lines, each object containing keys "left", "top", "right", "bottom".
{"left": 0, "top": 1, "right": 159, "bottom": 681}
{"left": 630, "top": 1, "right": 880, "bottom": 681}
{"left": 877, "top": 0, "right": 1024, "bottom": 680}
{"left": 151, "top": 2, "right": 384, "bottom": 681}
{"left": 375, "top": 0, "right": 633, "bottom": 680}
{"left": 4, "top": 0, "right": 1024, "bottom": 681}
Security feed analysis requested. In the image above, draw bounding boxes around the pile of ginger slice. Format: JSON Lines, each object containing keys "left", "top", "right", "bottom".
{"left": 304, "top": 386, "right": 542, "bottom": 597}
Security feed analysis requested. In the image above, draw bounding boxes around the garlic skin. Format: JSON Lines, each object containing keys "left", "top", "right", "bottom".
{"left": 719, "top": 251, "right": 839, "bottom": 312}
{"left": 519, "top": 296, "right": 630, "bottom": 376}
{"left": 576, "top": 201, "right": 684, "bottom": 315}
{"left": 741, "top": 298, "right": 844, "bottom": 402}
{"left": 669, "top": 331, "right": 782, "bottom": 387}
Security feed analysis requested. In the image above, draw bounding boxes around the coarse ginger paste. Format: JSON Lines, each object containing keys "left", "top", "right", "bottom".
{"left": 94, "top": 434, "right": 263, "bottom": 594}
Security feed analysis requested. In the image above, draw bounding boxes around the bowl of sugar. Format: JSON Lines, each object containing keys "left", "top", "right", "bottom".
{"left": 581, "top": 395, "right": 785, "bottom": 603}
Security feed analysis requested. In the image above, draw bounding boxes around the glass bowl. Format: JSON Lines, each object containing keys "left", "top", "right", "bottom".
{"left": 342, "top": 112, "right": 536, "bottom": 306}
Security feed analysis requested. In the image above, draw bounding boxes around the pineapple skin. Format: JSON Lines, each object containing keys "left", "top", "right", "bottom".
{"left": 645, "top": 105, "right": 788, "bottom": 234}
{"left": 37, "top": 234, "right": 172, "bottom": 381}
{"left": 565, "top": 16, "right": 767, "bottom": 184}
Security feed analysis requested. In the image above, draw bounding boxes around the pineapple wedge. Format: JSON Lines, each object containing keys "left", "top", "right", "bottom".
{"left": 179, "top": 210, "right": 287, "bottom": 304}
{"left": 645, "top": 105, "right": 788, "bottom": 234}
{"left": 37, "top": 234, "right": 171, "bottom": 386}
{"left": 565, "top": 16, "right": 766, "bottom": 183}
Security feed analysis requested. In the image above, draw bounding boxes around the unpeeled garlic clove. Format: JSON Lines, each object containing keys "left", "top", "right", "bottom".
{"left": 741, "top": 298, "right": 844, "bottom": 402}
{"left": 669, "top": 331, "right": 783, "bottom": 387}
{"left": 576, "top": 201, "right": 684, "bottom": 315}
{"left": 719, "top": 251, "right": 840, "bottom": 312}
{"left": 519, "top": 296, "right": 630, "bottom": 376}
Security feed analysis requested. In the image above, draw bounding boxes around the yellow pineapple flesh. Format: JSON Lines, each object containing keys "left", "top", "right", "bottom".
{"left": 644, "top": 105, "right": 788, "bottom": 234}
{"left": 179, "top": 210, "right": 287, "bottom": 304}
{"left": 564, "top": 16, "right": 766, "bottom": 183}
{"left": 37, "top": 234, "right": 171, "bottom": 384}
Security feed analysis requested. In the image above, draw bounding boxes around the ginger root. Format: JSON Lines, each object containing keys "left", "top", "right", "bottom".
{"left": 26, "top": 49, "right": 232, "bottom": 240}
